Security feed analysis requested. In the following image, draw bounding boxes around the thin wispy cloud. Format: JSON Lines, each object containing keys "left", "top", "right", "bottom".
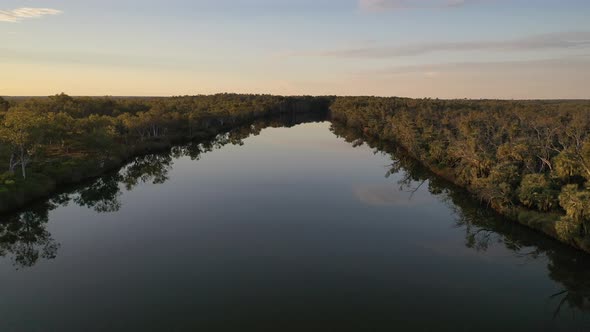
{"left": 359, "top": 0, "right": 474, "bottom": 11}
{"left": 351, "top": 57, "right": 590, "bottom": 99}
{"left": 357, "top": 58, "right": 590, "bottom": 76}
{"left": 0, "top": 7, "right": 62, "bottom": 23}
{"left": 293, "top": 31, "right": 590, "bottom": 58}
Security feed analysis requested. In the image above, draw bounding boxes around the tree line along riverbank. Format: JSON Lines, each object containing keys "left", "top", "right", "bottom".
{"left": 330, "top": 97, "right": 590, "bottom": 253}
{"left": 0, "top": 94, "right": 331, "bottom": 213}
{"left": 1, "top": 94, "right": 589, "bottom": 253}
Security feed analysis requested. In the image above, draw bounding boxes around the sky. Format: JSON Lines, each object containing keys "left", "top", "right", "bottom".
{"left": 1, "top": 0, "right": 589, "bottom": 98}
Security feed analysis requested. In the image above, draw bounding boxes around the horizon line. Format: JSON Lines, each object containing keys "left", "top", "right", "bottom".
{"left": 2, "top": 94, "right": 589, "bottom": 102}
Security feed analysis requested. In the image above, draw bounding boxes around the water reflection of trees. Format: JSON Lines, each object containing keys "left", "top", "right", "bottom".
{"left": 330, "top": 121, "right": 590, "bottom": 319}
{"left": 0, "top": 205, "right": 59, "bottom": 269}
{"left": 174, "top": 111, "right": 327, "bottom": 161}
{"left": 0, "top": 111, "right": 329, "bottom": 269}
{"left": 2, "top": 112, "right": 589, "bottom": 317}
{"left": 74, "top": 173, "right": 123, "bottom": 213}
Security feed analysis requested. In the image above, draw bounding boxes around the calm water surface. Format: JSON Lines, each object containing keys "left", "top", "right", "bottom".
{"left": 1, "top": 115, "right": 590, "bottom": 331}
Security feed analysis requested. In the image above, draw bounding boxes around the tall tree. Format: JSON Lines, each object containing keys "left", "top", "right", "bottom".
{"left": 0, "top": 108, "right": 45, "bottom": 179}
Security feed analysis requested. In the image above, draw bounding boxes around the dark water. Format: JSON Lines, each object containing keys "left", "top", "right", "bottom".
{"left": 1, "top": 114, "right": 590, "bottom": 332}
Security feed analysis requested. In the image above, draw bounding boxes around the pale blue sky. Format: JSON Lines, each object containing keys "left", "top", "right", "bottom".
{"left": 1, "top": 0, "right": 589, "bottom": 98}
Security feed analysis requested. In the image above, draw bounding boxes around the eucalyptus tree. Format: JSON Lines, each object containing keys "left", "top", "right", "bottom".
{"left": 0, "top": 107, "right": 46, "bottom": 179}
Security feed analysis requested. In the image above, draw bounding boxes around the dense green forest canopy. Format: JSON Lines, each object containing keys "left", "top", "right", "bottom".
{"left": 0, "top": 93, "right": 589, "bottom": 252}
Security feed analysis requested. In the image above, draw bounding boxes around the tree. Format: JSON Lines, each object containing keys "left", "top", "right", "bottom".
{"left": 46, "top": 112, "right": 77, "bottom": 153}
{"left": 0, "top": 97, "right": 9, "bottom": 112}
{"left": 556, "top": 184, "right": 590, "bottom": 240}
{"left": 77, "top": 115, "right": 117, "bottom": 154}
{"left": 47, "top": 93, "right": 81, "bottom": 116}
{"left": 0, "top": 108, "right": 45, "bottom": 179}
{"left": 518, "top": 174, "right": 559, "bottom": 211}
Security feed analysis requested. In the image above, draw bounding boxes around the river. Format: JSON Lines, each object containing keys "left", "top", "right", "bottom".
{"left": 1, "top": 114, "right": 589, "bottom": 331}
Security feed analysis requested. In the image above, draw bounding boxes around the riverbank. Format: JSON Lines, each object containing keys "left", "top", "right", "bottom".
{"left": 331, "top": 119, "right": 590, "bottom": 255}
{"left": 0, "top": 126, "right": 225, "bottom": 214}
{"left": 0, "top": 101, "right": 330, "bottom": 214}
{"left": 2, "top": 94, "right": 589, "bottom": 255}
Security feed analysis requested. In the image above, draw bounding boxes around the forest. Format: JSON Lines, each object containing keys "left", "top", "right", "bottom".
{"left": 1, "top": 93, "right": 590, "bottom": 252}
{"left": 330, "top": 97, "right": 590, "bottom": 252}
{"left": 0, "top": 93, "right": 331, "bottom": 213}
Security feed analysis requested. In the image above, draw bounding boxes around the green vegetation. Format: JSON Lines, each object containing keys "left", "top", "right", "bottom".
{"left": 2, "top": 93, "right": 590, "bottom": 253}
{"left": 0, "top": 93, "right": 330, "bottom": 213}
{"left": 330, "top": 97, "right": 590, "bottom": 251}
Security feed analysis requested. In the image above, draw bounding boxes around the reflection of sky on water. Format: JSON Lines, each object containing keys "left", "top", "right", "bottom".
{"left": 354, "top": 183, "right": 431, "bottom": 207}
